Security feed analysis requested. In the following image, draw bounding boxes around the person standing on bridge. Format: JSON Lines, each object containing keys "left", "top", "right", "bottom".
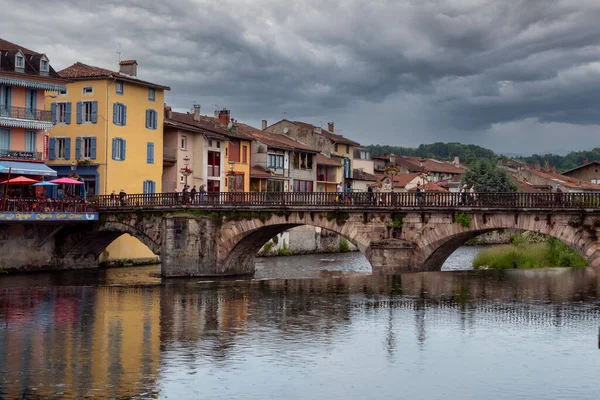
{"left": 336, "top": 182, "right": 343, "bottom": 203}
{"left": 190, "top": 185, "right": 197, "bottom": 204}
{"left": 555, "top": 184, "right": 563, "bottom": 205}
{"left": 119, "top": 189, "right": 127, "bottom": 206}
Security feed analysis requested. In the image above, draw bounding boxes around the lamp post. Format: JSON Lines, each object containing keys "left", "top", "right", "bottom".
{"left": 419, "top": 158, "right": 426, "bottom": 185}
{"left": 182, "top": 155, "right": 190, "bottom": 187}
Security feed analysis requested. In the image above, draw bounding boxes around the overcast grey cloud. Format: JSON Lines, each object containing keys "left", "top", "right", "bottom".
{"left": 3, "top": 0, "right": 600, "bottom": 154}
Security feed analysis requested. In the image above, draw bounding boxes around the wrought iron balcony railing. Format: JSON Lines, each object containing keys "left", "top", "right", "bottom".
{"left": 0, "top": 106, "right": 52, "bottom": 122}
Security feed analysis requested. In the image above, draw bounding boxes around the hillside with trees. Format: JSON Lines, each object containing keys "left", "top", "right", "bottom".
{"left": 365, "top": 142, "right": 497, "bottom": 165}
{"left": 366, "top": 142, "right": 599, "bottom": 172}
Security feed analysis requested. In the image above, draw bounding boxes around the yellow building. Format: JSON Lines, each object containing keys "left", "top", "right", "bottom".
{"left": 46, "top": 60, "right": 170, "bottom": 262}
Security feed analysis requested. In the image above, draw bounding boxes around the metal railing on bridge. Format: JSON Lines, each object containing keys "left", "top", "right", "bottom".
{"left": 91, "top": 191, "right": 600, "bottom": 210}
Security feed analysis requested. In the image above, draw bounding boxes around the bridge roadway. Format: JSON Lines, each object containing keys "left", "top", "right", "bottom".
{"left": 1, "top": 192, "right": 600, "bottom": 276}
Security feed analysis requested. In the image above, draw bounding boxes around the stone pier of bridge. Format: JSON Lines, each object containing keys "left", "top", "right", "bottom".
{"left": 2, "top": 207, "right": 600, "bottom": 275}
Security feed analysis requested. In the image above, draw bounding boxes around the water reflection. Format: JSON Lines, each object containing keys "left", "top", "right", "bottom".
{"left": 1, "top": 268, "right": 600, "bottom": 399}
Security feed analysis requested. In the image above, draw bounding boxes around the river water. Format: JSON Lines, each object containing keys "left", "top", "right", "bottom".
{"left": 1, "top": 248, "right": 600, "bottom": 399}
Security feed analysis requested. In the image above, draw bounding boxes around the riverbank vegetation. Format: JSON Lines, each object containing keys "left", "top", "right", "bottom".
{"left": 473, "top": 233, "right": 587, "bottom": 270}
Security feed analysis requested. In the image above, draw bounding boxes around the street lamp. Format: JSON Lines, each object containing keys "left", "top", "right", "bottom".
{"left": 182, "top": 155, "right": 191, "bottom": 187}
{"left": 419, "top": 158, "right": 427, "bottom": 185}
{"left": 228, "top": 160, "right": 235, "bottom": 174}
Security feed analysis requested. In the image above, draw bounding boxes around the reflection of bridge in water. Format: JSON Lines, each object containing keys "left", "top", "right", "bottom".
{"left": 1, "top": 268, "right": 600, "bottom": 397}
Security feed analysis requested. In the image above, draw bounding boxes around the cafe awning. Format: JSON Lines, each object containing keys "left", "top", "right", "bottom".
{"left": 0, "top": 161, "right": 57, "bottom": 177}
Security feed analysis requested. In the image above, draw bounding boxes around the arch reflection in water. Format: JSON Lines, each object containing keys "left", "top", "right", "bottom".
{"left": 1, "top": 269, "right": 600, "bottom": 399}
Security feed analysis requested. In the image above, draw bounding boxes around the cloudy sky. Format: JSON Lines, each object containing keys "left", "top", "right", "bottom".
{"left": 4, "top": 0, "right": 600, "bottom": 155}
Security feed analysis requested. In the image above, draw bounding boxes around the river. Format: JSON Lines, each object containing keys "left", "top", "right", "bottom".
{"left": 1, "top": 248, "right": 600, "bottom": 399}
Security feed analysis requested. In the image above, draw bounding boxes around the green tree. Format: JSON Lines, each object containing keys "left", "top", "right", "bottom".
{"left": 461, "top": 160, "right": 518, "bottom": 192}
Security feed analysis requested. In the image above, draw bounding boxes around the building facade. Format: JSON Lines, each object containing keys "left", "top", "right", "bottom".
{"left": 0, "top": 38, "right": 65, "bottom": 187}
{"left": 562, "top": 159, "right": 600, "bottom": 184}
{"left": 45, "top": 60, "right": 169, "bottom": 196}
{"left": 163, "top": 106, "right": 227, "bottom": 193}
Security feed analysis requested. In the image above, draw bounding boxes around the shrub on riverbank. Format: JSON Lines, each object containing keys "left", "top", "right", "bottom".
{"left": 473, "top": 235, "right": 587, "bottom": 270}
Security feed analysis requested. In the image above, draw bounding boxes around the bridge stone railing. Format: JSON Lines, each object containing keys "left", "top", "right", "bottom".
{"left": 91, "top": 191, "right": 600, "bottom": 211}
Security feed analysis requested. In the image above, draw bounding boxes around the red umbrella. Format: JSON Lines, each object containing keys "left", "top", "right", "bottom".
{"left": 48, "top": 177, "right": 84, "bottom": 185}
{"left": 0, "top": 176, "right": 40, "bottom": 185}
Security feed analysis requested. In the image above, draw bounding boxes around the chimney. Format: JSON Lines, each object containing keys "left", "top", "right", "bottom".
{"left": 119, "top": 60, "right": 138, "bottom": 77}
{"left": 534, "top": 161, "right": 541, "bottom": 171}
{"left": 583, "top": 157, "right": 589, "bottom": 165}
{"left": 543, "top": 160, "right": 550, "bottom": 172}
{"left": 262, "top": 120, "right": 267, "bottom": 130}
{"left": 453, "top": 156, "right": 460, "bottom": 167}
{"left": 164, "top": 106, "right": 172, "bottom": 119}
{"left": 497, "top": 157, "right": 503, "bottom": 166}
{"left": 328, "top": 122, "right": 334, "bottom": 132}
{"left": 549, "top": 165, "right": 556, "bottom": 173}
{"left": 217, "top": 108, "right": 230, "bottom": 125}
{"left": 193, "top": 104, "right": 201, "bottom": 121}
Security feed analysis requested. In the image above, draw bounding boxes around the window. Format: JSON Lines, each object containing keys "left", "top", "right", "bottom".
{"left": 40, "top": 59, "right": 49, "bottom": 72}
{"left": 113, "top": 103, "right": 126, "bottom": 126}
{"left": 207, "top": 179, "right": 220, "bottom": 193}
{"left": 293, "top": 180, "right": 313, "bottom": 192}
{"left": 208, "top": 140, "right": 213, "bottom": 147}
{"left": 242, "top": 145, "right": 248, "bottom": 163}
{"left": 116, "top": 80, "right": 124, "bottom": 95}
{"left": 267, "top": 154, "right": 284, "bottom": 169}
{"left": 0, "top": 86, "right": 11, "bottom": 115}
{"left": 15, "top": 55, "right": 24, "bottom": 69}
{"left": 216, "top": 141, "right": 220, "bottom": 149}
{"left": 180, "top": 135, "right": 187, "bottom": 150}
{"left": 360, "top": 151, "right": 367, "bottom": 160}
{"left": 77, "top": 101, "right": 98, "bottom": 124}
{"left": 346, "top": 144, "right": 350, "bottom": 153}
{"left": 293, "top": 152, "right": 312, "bottom": 170}
{"left": 146, "top": 109, "right": 157, "bottom": 129}
{"left": 148, "top": 88, "right": 156, "bottom": 101}
{"left": 57, "top": 88, "right": 67, "bottom": 96}
{"left": 228, "top": 174, "right": 244, "bottom": 192}
{"left": 334, "top": 143, "right": 338, "bottom": 152}
{"left": 51, "top": 137, "right": 70, "bottom": 160}
{"left": 147, "top": 142, "right": 154, "bottom": 164}
{"left": 76, "top": 137, "right": 96, "bottom": 159}
{"left": 112, "top": 138, "right": 126, "bottom": 161}
{"left": 54, "top": 102, "right": 72, "bottom": 124}
{"left": 180, "top": 175, "right": 185, "bottom": 184}
{"left": 82, "top": 86, "right": 93, "bottom": 95}
{"left": 143, "top": 180, "right": 156, "bottom": 194}
{"left": 25, "top": 131, "right": 36, "bottom": 152}
{"left": 207, "top": 151, "right": 220, "bottom": 177}
{"left": 0, "top": 128, "right": 10, "bottom": 151}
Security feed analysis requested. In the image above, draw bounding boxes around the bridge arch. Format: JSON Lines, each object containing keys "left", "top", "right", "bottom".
{"left": 412, "top": 212, "right": 600, "bottom": 271}
{"left": 58, "top": 214, "right": 162, "bottom": 266}
{"left": 216, "top": 212, "right": 379, "bottom": 275}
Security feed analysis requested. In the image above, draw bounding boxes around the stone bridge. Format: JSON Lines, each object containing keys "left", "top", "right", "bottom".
{"left": 4, "top": 203, "right": 597, "bottom": 276}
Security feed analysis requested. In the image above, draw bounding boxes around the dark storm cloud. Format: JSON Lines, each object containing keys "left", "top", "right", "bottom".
{"left": 3, "top": 0, "right": 600, "bottom": 153}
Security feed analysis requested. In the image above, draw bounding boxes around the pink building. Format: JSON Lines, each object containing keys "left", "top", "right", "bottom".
{"left": 0, "top": 38, "right": 66, "bottom": 187}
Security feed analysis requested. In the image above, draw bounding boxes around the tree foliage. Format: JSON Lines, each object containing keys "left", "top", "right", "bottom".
{"left": 518, "top": 148, "right": 600, "bottom": 172}
{"left": 365, "top": 142, "right": 497, "bottom": 165}
{"left": 461, "top": 160, "right": 517, "bottom": 192}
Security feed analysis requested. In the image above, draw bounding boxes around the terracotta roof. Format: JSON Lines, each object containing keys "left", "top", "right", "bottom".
{"left": 251, "top": 166, "right": 273, "bottom": 178}
{"left": 408, "top": 182, "right": 449, "bottom": 192}
{"left": 0, "top": 38, "right": 38, "bottom": 55}
{"left": 292, "top": 121, "right": 361, "bottom": 146}
{"left": 395, "top": 156, "right": 466, "bottom": 174}
{"left": 376, "top": 173, "right": 421, "bottom": 188}
{"left": 316, "top": 153, "right": 341, "bottom": 166}
{"left": 235, "top": 122, "right": 318, "bottom": 152}
{"left": 165, "top": 111, "right": 229, "bottom": 140}
{"left": 58, "top": 62, "right": 170, "bottom": 90}
{"left": 352, "top": 169, "right": 377, "bottom": 181}
{"left": 527, "top": 169, "right": 600, "bottom": 190}
{"left": 0, "top": 38, "right": 64, "bottom": 80}
{"left": 119, "top": 60, "right": 137, "bottom": 65}
{"left": 562, "top": 161, "right": 600, "bottom": 175}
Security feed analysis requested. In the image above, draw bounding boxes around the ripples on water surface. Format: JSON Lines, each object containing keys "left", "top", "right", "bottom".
{"left": 1, "top": 250, "right": 600, "bottom": 399}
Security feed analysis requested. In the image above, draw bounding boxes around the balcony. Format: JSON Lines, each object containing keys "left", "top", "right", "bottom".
{"left": 0, "top": 106, "right": 53, "bottom": 130}
{"left": 0, "top": 149, "right": 44, "bottom": 161}
{"left": 163, "top": 147, "right": 177, "bottom": 165}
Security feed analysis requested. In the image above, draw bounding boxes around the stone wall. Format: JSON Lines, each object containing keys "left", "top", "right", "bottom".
{"left": 0, "top": 224, "right": 65, "bottom": 272}
{"left": 257, "top": 226, "right": 358, "bottom": 256}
